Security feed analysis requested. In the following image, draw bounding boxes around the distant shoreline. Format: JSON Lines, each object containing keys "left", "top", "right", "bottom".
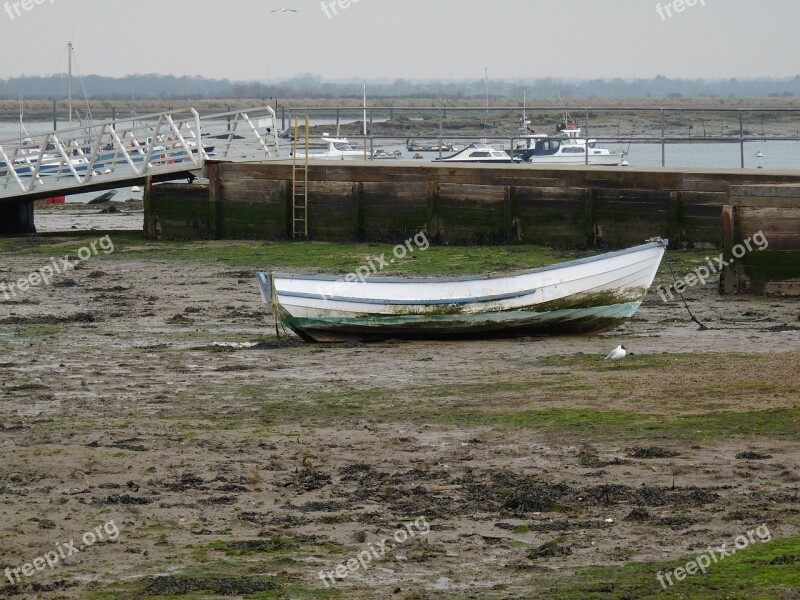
{"left": 3, "top": 96, "right": 800, "bottom": 122}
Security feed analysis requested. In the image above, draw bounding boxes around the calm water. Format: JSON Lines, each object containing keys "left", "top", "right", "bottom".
{"left": 3, "top": 119, "right": 798, "bottom": 204}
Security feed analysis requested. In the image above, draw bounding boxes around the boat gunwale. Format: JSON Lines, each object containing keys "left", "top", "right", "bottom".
{"left": 257, "top": 239, "right": 666, "bottom": 286}
{"left": 275, "top": 287, "right": 541, "bottom": 306}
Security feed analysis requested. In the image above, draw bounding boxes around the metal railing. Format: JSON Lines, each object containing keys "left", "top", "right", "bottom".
{"left": 281, "top": 105, "right": 800, "bottom": 168}
{"left": 0, "top": 106, "right": 280, "bottom": 200}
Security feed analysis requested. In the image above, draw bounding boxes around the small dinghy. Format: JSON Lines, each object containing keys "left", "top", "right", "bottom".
{"left": 257, "top": 239, "right": 667, "bottom": 342}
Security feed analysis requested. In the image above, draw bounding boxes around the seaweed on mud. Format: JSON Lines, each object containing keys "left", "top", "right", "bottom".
{"left": 199, "top": 495, "right": 237, "bottom": 506}
{"left": 0, "top": 312, "right": 97, "bottom": 325}
{"left": 736, "top": 451, "right": 773, "bottom": 460}
{"left": 141, "top": 576, "right": 280, "bottom": 596}
{"left": 659, "top": 515, "right": 698, "bottom": 530}
{"left": 624, "top": 508, "right": 652, "bottom": 522}
{"left": 250, "top": 339, "right": 303, "bottom": 350}
{"left": 166, "top": 314, "right": 194, "bottom": 325}
{"left": 214, "top": 483, "right": 250, "bottom": 493}
{"left": 53, "top": 279, "right": 77, "bottom": 288}
{"left": 628, "top": 447, "right": 680, "bottom": 459}
{"left": 30, "top": 580, "right": 75, "bottom": 592}
{"left": 331, "top": 341, "right": 368, "bottom": 349}
{"left": 465, "top": 472, "right": 718, "bottom": 514}
{"left": 94, "top": 494, "right": 153, "bottom": 506}
{"left": 214, "top": 537, "right": 300, "bottom": 554}
{"left": 284, "top": 468, "right": 331, "bottom": 492}
{"left": 341, "top": 468, "right": 459, "bottom": 518}
{"left": 578, "top": 450, "right": 628, "bottom": 469}
{"left": 90, "top": 438, "right": 148, "bottom": 452}
{"left": 165, "top": 473, "right": 206, "bottom": 492}
{"left": 581, "top": 484, "right": 717, "bottom": 508}
{"left": 292, "top": 501, "right": 346, "bottom": 513}
{"left": 723, "top": 509, "right": 770, "bottom": 522}
{"left": 498, "top": 520, "right": 612, "bottom": 533}
{"left": 337, "top": 467, "right": 719, "bottom": 517}
{"left": 764, "top": 324, "right": 800, "bottom": 332}
{"left": 527, "top": 539, "right": 573, "bottom": 559}
{"left": 339, "top": 463, "right": 376, "bottom": 480}
{"left": 5, "top": 383, "right": 46, "bottom": 392}
{"left": 502, "top": 483, "right": 572, "bottom": 513}
{"left": 266, "top": 513, "right": 312, "bottom": 528}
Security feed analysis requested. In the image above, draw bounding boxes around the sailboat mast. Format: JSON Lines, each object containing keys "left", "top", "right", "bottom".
{"left": 19, "top": 94, "right": 23, "bottom": 139}
{"left": 67, "top": 40, "right": 73, "bottom": 129}
{"left": 484, "top": 68, "right": 489, "bottom": 114}
{"left": 523, "top": 89, "right": 527, "bottom": 126}
{"left": 362, "top": 83, "right": 367, "bottom": 136}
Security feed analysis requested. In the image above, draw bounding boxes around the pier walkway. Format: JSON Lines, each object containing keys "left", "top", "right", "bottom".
{"left": 0, "top": 106, "right": 280, "bottom": 203}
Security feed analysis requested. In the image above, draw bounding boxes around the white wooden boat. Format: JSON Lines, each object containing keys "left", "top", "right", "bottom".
{"left": 256, "top": 239, "right": 667, "bottom": 342}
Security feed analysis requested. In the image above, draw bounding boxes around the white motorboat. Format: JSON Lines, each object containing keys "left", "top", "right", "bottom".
{"left": 515, "top": 124, "right": 626, "bottom": 166}
{"left": 257, "top": 239, "right": 667, "bottom": 342}
{"left": 434, "top": 143, "right": 522, "bottom": 164}
{"left": 292, "top": 135, "right": 365, "bottom": 160}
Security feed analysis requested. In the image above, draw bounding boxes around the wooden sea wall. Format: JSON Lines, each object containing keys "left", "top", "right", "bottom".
{"left": 0, "top": 200, "right": 35, "bottom": 235}
{"left": 147, "top": 161, "right": 800, "bottom": 251}
{"left": 722, "top": 184, "right": 800, "bottom": 295}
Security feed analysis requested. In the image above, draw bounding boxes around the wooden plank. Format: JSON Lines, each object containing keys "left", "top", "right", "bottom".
{"left": 762, "top": 281, "right": 800, "bottom": 295}
{"left": 722, "top": 205, "right": 736, "bottom": 294}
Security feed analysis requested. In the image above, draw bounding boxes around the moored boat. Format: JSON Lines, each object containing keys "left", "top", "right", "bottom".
{"left": 406, "top": 140, "right": 454, "bottom": 152}
{"left": 292, "top": 135, "right": 364, "bottom": 160}
{"left": 434, "top": 143, "right": 522, "bottom": 164}
{"left": 372, "top": 148, "right": 402, "bottom": 160}
{"left": 256, "top": 239, "right": 667, "bottom": 342}
{"left": 514, "top": 124, "right": 626, "bottom": 166}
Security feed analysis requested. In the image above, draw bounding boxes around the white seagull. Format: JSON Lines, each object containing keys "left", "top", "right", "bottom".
{"left": 604, "top": 345, "right": 627, "bottom": 365}
{"left": 271, "top": 8, "right": 298, "bottom": 12}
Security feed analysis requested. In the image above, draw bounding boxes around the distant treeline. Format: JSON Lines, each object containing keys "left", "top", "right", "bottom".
{"left": 2, "top": 73, "right": 800, "bottom": 100}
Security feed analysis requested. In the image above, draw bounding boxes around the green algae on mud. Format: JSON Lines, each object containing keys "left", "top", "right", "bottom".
{"left": 532, "top": 535, "right": 800, "bottom": 600}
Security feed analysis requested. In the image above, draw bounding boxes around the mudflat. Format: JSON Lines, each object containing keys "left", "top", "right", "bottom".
{"left": 1, "top": 233, "right": 798, "bottom": 599}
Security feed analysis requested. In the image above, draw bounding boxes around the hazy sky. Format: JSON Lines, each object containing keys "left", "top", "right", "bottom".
{"left": 1, "top": 0, "right": 798, "bottom": 81}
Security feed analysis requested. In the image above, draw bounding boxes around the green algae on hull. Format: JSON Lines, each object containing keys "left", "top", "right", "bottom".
{"left": 282, "top": 301, "right": 643, "bottom": 342}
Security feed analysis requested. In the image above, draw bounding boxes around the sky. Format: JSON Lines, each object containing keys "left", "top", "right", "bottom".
{"left": 0, "top": 0, "right": 798, "bottom": 82}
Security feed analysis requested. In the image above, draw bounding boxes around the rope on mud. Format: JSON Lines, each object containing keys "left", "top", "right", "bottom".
{"left": 269, "top": 272, "right": 288, "bottom": 339}
{"left": 659, "top": 240, "right": 709, "bottom": 331}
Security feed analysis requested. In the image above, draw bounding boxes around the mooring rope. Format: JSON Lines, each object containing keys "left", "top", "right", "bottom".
{"left": 659, "top": 241, "right": 709, "bottom": 331}
{"left": 269, "top": 272, "right": 288, "bottom": 339}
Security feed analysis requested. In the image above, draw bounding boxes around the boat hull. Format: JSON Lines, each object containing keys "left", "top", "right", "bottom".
{"left": 257, "top": 240, "right": 666, "bottom": 342}
{"left": 277, "top": 301, "right": 642, "bottom": 342}
{"left": 526, "top": 154, "right": 625, "bottom": 166}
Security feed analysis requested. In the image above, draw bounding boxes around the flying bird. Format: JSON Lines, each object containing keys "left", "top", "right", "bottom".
{"left": 271, "top": 8, "right": 298, "bottom": 12}
{"left": 604, "top": 345, "right": 627, "bottom": 365}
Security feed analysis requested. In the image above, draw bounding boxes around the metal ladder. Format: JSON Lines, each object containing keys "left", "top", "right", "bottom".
{"left": 291, "top": 116, "right": 310, "bottom": 239}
